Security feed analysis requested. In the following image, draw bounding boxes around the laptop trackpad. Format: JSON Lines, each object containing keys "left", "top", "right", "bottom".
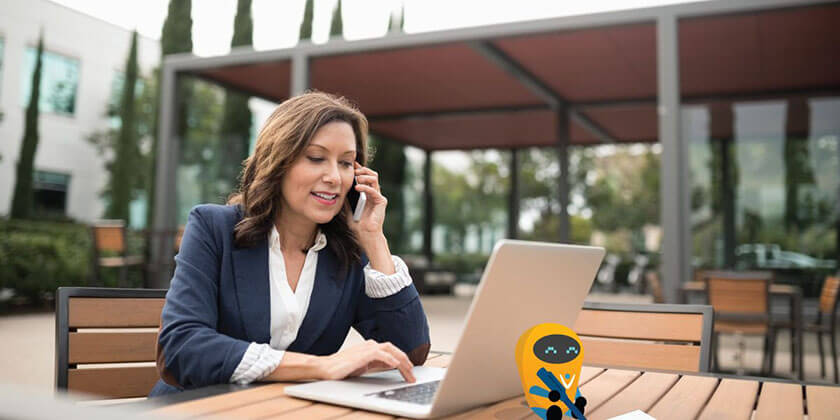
{"left": 286, "top": 366, "right": 446, "bottom": 397}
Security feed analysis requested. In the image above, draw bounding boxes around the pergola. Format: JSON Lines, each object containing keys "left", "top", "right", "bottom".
{"left": 151, "top": 0, "right": 840, "bottom": 301}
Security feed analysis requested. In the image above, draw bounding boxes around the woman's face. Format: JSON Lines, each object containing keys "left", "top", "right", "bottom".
{"left": 279, "top": 121, "right": 357, "bottom": 226}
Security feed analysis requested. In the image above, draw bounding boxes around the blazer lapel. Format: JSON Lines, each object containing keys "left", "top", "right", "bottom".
{"left": 288, "top": 247, "right": 343, "bottom": 352}
{"left": 232, "top": 240, "right": 271, "bottom": 343}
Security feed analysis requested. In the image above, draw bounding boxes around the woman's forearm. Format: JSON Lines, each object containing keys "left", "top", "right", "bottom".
{"left": 360, "top": 233, "right": 396, "bottom": 275}
{"left": 264, "top": 351, "right": 324, "bottom": 382}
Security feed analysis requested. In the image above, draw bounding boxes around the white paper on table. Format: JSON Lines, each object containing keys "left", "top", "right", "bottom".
{"left": 607, "top": 409, "right": 656, "bottom": 420}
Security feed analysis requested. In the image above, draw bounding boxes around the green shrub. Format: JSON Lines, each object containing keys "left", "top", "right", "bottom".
{"left": 0, "top": 219, "right": 92, "bottom": 303}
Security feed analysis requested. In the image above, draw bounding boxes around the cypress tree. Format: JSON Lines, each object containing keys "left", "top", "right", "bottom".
{"left": 388, "top": 3, "right": 405, "bottom": 33}
{"left": 299, "top": 0, "right": 314, "bottom": 42}
{"left": 147, "top": 0, "right": 193, "bottom": 229}
{"left": 218, "top": 0, "right": 253, "bottom": 195}
{"left": 106, "top": 30, "right": 140, "bottom": 223}
{"left": 10, "top": 32, "right": 44, "bottom": 219}
{"left": 329, "top": 0, "right": 343, "bottom": 39}
{"left": 368, "top": 135, "right": 407, "bottom": 253}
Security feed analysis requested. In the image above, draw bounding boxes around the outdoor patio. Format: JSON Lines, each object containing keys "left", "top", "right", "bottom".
{"left": 1, "top": 293, "right": 836, "bottom": 394}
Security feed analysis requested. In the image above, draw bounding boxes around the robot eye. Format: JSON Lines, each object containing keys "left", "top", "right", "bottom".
{"left": 534, "top": 335, "right": 580, "bottom": 363}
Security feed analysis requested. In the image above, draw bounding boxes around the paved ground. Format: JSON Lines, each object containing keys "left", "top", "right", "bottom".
{"left": 1, "top": 293, "right": 837, "bottom": 393}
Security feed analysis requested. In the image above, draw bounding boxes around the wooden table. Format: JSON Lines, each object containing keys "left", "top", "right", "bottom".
{"left": 147, "top": 353, "right": 840, "bottom": 420}
{"left": 682, "top": 281, "right": 804, "bottom": 380}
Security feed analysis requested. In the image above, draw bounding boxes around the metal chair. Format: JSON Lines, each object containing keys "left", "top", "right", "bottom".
{"left": 702, "top": 270, "right": 775, "bottom": 375}
{"left": 55, "top": 287, "right": 166, "bottom": 399}
{"left": 573, "top": 302, "right": 714, "bottom": 372}
{"left": 804, "top": 276, "right": 840, "bottom": 383}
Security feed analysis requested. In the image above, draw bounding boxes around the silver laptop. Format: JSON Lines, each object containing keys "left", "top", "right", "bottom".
{"left": 284, "top": 240, "right": 605, "bottom": 418}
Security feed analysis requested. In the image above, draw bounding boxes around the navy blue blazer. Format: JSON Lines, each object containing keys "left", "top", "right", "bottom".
{"left": 149, "top": 204, "right": 430, "bottom": 397}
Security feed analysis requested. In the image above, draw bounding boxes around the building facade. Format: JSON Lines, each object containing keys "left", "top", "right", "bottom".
{"left": 0, "top": 0, "right": 159, "bottom": 223}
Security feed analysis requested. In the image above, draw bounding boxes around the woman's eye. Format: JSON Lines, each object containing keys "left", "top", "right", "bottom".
{"left": 341, "top": 161, "right": 353, "bottom": 168}
{"left": 307, "top": 156, "right": 324, "bottom": 163}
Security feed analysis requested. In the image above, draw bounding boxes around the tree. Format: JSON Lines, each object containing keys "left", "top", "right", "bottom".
{"left": 147, "top": 0, "right": 193, "bottom": 229}
{"left": 104, "top": 31, "right": 140, "bottom": 223}
{"left": 329, "top": 0, "right": 343, "bottom": 39}
{"left": 368, "top": 135, "right": 407, "bottom": 252}
{"left": 388, "top": 3, "right": 405, "bottom": 33}
{"left": 299, "top": 0, "right": 314, "bottom": 42}
{"left": 218, "top": 0, "right": 253, "bottom": 196}
{"left": 10, "top": 32, "right": 44, "bottom": 219}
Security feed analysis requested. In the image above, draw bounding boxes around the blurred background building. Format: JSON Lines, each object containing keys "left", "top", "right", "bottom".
{"left": 0, "top": 0, "right": 160, "bottom": 225}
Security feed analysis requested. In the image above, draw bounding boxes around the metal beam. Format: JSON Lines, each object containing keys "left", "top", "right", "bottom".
{"left": 657, "top": 13, "right": 690, "bottom": 304}
{"left": 556, "top": 109, "right": 571, "bottom": 243}
{"left": 162, "top": 0, "right": 834, "bottom": 74}
{"left": 423, "top": 150, "right": 434, "bottom": 263}
{"left": 291, "top": 53, "right": 309, "bottom": 96}
{"left": 470, "top": 41, "right": 616, "bottom": 144}
{"left": 150, "top": 65, "right": 180, "bottom": 289}
{"left": 508, "top": 149, "right": 519, "bottom": 239}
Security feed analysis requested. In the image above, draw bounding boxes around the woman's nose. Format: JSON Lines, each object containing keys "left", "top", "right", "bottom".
{"left": 322, "top": 162, "right": 340, "bottom": 184}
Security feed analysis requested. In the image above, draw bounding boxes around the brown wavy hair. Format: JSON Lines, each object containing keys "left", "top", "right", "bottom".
{"left": 227, "top": 91, "right": 369, "bottom": 273}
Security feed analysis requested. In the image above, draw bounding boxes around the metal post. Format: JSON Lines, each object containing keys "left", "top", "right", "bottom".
{"left": 556, "top": 109, "right": 571, "bottom": 243}
{"left": 508, "top": 149, "right": 519, "bottom": 239}
{"left": 657, "top": 13, "right": 689, "bottom": 303}
{"left": 423, "top": 150, "right": 434, "bottom": 263}
{"left": 150, "top": 65, "right": 180, "bottom": 289}
{"left": 291, "top": 53, "right": 309, "bottom": 96}
{"left": 721, "top": 137, "right": 736, "bottom": 268}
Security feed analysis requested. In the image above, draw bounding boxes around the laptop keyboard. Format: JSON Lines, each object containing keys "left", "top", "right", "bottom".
{"left": 368, "top": 380, "right": 440, "bottom": 405}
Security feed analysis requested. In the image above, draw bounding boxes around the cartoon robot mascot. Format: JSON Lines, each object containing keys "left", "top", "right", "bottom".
{"left": 516, "top": 323, "right": 588, "bottom": 420}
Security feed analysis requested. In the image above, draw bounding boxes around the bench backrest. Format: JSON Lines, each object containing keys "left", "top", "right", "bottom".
{"left": 573, "top": 302, "right": 713, "bottom": 372}
{"left": 702, "top": 270, "right": 772, "bottom": 316}
{"left": 819, "top": 276, "right": 839, "bottom": 316}
{"left": 55, "top": 287, "right": 166, "bottom": 399}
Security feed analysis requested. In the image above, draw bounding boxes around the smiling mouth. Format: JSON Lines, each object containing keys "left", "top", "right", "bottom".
{"left": 311, "top": 192, "right": 338, "bottom": 204}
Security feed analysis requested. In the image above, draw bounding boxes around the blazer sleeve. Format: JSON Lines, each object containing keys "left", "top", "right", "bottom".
{"left": 155, "top": 206, "right": 250, "bottom": 389}
{"left": 352, "top": 257, "right": 431, "bottom": 366}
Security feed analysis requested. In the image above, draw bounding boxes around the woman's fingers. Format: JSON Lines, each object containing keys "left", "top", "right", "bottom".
{"left": 354, "top": 174, "right": 379, "bottom": 189}
{"left": 354, "top": 184, "right": 387, "bottom": 205}
{"left": 379, "top": 342, "right": 416, "bottom": 383}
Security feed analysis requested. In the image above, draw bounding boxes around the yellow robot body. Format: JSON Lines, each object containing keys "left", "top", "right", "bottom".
{"left": 515, "top": 323, "right": 584, "bottom": 414}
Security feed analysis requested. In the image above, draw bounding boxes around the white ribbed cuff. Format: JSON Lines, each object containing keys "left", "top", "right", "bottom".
{"left": 363, "top": 255, "right": 413, "bottom": 298}
{"left": 229, "top": 342, "right": 286, "bottom": 385}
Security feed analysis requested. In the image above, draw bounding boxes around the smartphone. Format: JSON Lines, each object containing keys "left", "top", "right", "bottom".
{"left": 348, "top": 177, "right": 367, "bottom": 222}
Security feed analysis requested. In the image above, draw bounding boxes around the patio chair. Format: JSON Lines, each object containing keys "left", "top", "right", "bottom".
{"left": 804, "top": 276, "right": 839, "bottom": 383}
{"left": 573, "top": 302, "right": 714, "bottom": 372}
{"left": 55, "top": 287, "right": 166, "bottom": 399}
{"left": 645, "top": 271, "right": 664, "bottom": 303}
{"left": 702, "top": 270, "right": 775, "bottom": 375}
{"left": 90, "top": 220, "right": 144, "bottom": 287}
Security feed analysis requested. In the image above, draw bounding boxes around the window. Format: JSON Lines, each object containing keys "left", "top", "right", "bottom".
{"left": 33, "top": 170, "right": 71, "bottom": 215}
{"left": 20, "top": 47, "right": 80, "bottom": 115}
{"left": 107, "top": 70, "right": 146, "bottom": 129}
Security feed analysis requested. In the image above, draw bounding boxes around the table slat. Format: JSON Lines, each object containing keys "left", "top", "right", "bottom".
{"left": 336, "top": 411, "right": 395, "bottom": 420}
{"left": 806, "top": 385, "right": 840, "bottom": 420}
{"left": 697, "top": 378, "right": 759, "bottom": 420}
{"left": 424, "top": 355, "right": 452, "bottom": 368}
{"left": 265, "top": 403, "right": 352, "bottom": 419}
{"left": 754, "top": 382, "right": 803, "bottom": 420}
{"left": 578, "top": 369, "right": 642, "bottom": 413}
{"left": 150, "top": 383, "right": 288, "bottom": 417}
{"left": 461, "top": 394, "right": 532, "bottom": 420}
{"left": 207, "top": 395, "right": 311, "bottom": 419}
{"left": 648, "top": 375, "right": 719, "bottom": 419}
{"left": 587, "top": 372, "right": 679, "bottom": 420}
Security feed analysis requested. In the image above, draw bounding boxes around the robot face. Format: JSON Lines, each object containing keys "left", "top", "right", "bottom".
{"left": 532, "top": 334, "right": 581, "bottom": 364}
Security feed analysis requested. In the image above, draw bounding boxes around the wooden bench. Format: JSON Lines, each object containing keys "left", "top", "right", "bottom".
{"left": 55, "top": 287, "right": 166, "bottom": 399}
{"left": 574, "top": 302, "right": 713, "bottom": 372}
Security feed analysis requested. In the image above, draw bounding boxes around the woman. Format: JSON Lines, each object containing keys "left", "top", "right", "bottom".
{"left": 149, "top": 92, "right": 430, "bottom": 396}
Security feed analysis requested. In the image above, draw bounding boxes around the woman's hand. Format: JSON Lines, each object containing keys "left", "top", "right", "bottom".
{"left": 348, "top": 162, "right": 387, "bottom": 237}
{"left": 318, "top": 340, "right": 417, "bottom": 383}
{"left": 348, "top": 162, "right": 396, "bottom": 274}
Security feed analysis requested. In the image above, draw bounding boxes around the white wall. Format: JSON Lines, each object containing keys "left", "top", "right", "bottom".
{"left": 0, "top": 0, "right": 160, "bottom": 222}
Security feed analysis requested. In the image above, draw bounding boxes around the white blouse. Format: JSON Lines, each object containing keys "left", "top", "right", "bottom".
{"left": 229, "top": 226, "right": 414, "bottom": 384}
